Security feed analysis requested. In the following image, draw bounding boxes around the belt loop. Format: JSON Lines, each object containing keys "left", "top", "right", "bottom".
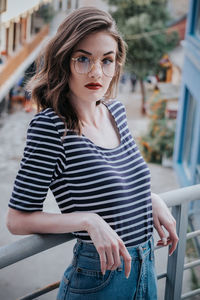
{"left": 73, "top": 240, "right": 82, "bottom": 266}
{"left": 74, "top": 240, "right": 82, "bottom": 255}
{"left": 138, "top": 245, "right": 144, "bottom": 261}
{"left": 150, "top": 236, "right": 154, "bottom": 261}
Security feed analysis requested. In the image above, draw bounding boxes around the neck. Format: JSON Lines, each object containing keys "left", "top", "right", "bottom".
{"left": 69, "top": 93, "right": 102, "bottom": 128}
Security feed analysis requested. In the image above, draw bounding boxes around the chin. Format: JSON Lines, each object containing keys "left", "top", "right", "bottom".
{"left": 86, "top": 91, "right": 105, "bottom": 100}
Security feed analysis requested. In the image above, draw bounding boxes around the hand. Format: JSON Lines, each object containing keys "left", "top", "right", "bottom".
{"left": 85, "top": 213, "right": 131, "bottom": 278}
{"left": 151, "top": 193, "right": 179, "bottom": 256}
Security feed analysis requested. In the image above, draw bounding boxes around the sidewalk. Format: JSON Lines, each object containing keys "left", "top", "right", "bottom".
{"left": 118, "top": 81, "right": 180, "bottom": 194}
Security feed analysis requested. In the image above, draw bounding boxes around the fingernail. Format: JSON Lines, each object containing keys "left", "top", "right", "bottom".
{"left": 126, "top": 273, "right": 130, "bottom": 279}
{"left": 162, "top": 238, "right": 167, "bottom": 245}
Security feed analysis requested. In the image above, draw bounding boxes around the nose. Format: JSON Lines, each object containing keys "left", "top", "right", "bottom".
{"left": 88, "top": 61, "right": 102, "bottom": 78}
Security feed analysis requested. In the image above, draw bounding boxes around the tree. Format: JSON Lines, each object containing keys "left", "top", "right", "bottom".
{"left": 107, "top": 0, "right": 179, "bottom": 114}
{"left": 138, "top": 87, "right": 176, "bottom": 163}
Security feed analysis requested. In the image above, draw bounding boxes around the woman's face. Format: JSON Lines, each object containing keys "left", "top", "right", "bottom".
{"left": 68, "top": 31, "right": 117, "bottom": 105}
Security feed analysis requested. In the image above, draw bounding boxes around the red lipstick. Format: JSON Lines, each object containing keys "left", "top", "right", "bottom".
{"left": 85, "top": 83, "right": 102, "bottom": 90}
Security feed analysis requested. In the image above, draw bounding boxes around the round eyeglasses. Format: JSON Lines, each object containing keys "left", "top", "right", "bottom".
{"left": 71, "top": 56, "right": 116, "bottom": 77}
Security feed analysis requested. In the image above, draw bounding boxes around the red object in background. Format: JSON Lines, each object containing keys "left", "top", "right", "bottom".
{"left": 1, "top": 50, "right": 7, "bottom": 56}
{"left": 167, "top": 15, "right": 187, "bottom": 41}
{"left": 166, "top": 108, "right": 177, "bottom": 119}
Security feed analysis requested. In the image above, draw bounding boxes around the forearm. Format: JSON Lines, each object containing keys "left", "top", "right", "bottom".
{"left": 151, "top": 192, "right": 178, "bottom": 254}
{"left": 7, "top": 208, "right": 93, "bottom": 235}
{"left": 7, "top": 209, "right": 132, "bottom": 277}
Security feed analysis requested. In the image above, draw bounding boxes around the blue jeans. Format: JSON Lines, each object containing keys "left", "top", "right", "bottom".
{"left": 57, "top": 237, "right": 157, "bottom": 300}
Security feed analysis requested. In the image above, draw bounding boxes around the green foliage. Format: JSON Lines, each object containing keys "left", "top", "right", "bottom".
{"left": 107, "top": 0, "right": 179, "bottom": 79}
{"left": 139, "top": 90, "right": 176, "bottom": 163}
{"left": 37, "top": 4, "right": 54, "bottom": 24}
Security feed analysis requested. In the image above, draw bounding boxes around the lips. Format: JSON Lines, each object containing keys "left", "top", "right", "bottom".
{"left": 85, "top": 83, "right": 102, "bottom": 90}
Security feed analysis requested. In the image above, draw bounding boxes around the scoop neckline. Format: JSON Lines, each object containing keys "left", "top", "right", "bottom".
{"left": 68, "top": 101, "right": 123, "bottom": 151}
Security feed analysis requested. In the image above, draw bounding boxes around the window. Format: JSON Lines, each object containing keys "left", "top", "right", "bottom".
{"left": 182, "top": 92, "right": 196, "bottom": 178}
{"left": 195, "top": 144, "right": 200, "bottom": 183}
{"left": 195, "top": 1, "right": 200, "bottom": 38}
{"left": 67, "top": 0, "right": 71, "bottom": 9}
{"left": 0, "top": 0, "right": 7, "bottom": 13}
{"left": 196, "top": 164, "right": 200, "bottom": 183}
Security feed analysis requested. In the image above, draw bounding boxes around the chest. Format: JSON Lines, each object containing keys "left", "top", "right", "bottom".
{"left": 81, "top": 110, "right": 121, "bottom": 149}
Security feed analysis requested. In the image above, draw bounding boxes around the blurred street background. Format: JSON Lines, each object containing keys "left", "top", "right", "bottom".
{"left": 1, "top": 0, "right": 200, "bottom": 299}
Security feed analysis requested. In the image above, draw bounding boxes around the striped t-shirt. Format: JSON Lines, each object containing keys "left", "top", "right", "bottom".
{"left": 9, "top": 100, "right": 153, "bottom": 247}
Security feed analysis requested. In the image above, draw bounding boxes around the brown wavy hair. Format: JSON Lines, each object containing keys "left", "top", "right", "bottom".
{"left": 28, "top": 7, "right": 126, "bottom": 133}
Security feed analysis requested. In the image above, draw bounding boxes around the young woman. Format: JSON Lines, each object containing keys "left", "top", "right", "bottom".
{"left": 7, "top": 7, "right": 178, "bottom": 300}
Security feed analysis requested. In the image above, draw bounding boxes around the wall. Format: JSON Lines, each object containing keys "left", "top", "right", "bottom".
{"left": 174, "top": 0, "right": 200, "bottom": 186}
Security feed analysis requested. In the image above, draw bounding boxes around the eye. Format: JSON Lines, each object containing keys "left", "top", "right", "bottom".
{"left": 77, "top": 56, "right": 90, "bottom": 63}
{"left": 102, "top": 58, "right": 114, "bottom": 65}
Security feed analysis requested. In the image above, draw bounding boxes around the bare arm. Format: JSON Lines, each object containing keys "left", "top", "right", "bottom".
{"left": 151, "top": 193, "right": 179, "bottom": 255}
{"left": 6, "top": 208, "right": 91, "bottom": 235}
{"left": 7, "top": 208, "right": 131, "bottom": 278}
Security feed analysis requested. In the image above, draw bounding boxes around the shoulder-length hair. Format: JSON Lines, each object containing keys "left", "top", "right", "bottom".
{"left": 29, "top": 6, "right": 126, "bottom": 133}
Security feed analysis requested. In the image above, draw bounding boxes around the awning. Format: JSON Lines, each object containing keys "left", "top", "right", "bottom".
{"left": 0, "top": 35, "right": 49, "bottom": 102}
{"left": 2, "top": 0, "right": 52, "bottom": 25}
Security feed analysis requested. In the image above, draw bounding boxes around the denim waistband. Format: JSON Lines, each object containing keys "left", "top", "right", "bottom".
{"left": 73, "top": 236, "right": 154, "bottom": 262}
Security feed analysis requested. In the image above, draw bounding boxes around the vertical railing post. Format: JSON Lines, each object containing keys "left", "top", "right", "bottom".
{"left": 165, "top": 203, "right": 188, "bottom": 300}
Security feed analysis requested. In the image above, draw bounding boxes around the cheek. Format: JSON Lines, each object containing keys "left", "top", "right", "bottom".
{"left": 69, "top": 73, "right": 82, "bottom": 91}
{"left": 103, "top": 77, "right": 113, "bottom": 92}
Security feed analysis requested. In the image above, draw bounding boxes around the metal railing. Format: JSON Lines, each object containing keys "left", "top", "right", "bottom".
{"left": 0, "top": 184, "right": 200, "bottom": 300}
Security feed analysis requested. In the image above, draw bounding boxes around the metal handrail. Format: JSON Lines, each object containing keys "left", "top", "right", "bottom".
{"left": 18, "top": 282, "right": 60, "bottom": 300}
{"left": 0, "top": 233, "right": 74, "bottom": 269}
{"left": 0, "top": 184, "right": 200, "bottom": 299}
{"left": 159, "top": 184, "right": 200, "bottom": 206}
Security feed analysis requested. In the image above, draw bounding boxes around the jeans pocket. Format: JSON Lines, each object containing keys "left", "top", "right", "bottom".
{"left": 57, "top": 264, "right": 74, "bottom": 300}
{"left": 69, "top": 256, "right": 114, "bottom": 294}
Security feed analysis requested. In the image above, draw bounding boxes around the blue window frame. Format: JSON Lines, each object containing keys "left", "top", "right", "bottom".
{"left": 174, "top": 0, "right": 200, "bottom": 187}
{"left": 194, "top": 1, "right": 200, "bottom": 38}
{"left": 195, "top": 142, "right": 200, "bottom": 184}
{"left": 182, "top": 92, "right": 197, "bottom": 179}
{"left": 187, "top": 0, "right": 200, "bottom": 45}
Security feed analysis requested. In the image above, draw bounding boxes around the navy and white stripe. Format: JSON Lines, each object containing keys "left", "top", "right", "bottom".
{"left": 9, "top": 100, "right": 153, "bottom": 247}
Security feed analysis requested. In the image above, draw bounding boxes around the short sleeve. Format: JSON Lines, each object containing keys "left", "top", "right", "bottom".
{"left": 9, "top": 112, "right": 66, "bottom": 212}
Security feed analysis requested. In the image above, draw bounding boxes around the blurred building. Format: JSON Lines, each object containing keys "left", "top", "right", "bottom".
{"left": 0, "top": 0, "right": 79, "bottom": 113}
{"left": 173, "top": 0, "right": 200, "bottom": 187}
{"left": 173, "top": 0, "right": 200, "bottom": 270}
{"left": 159, "top": 1, "right": 189, "bottom": 86}
{"left": 167, "top": 0, "right": 189, "bottom": 19}
{"left": 146, "top": 2, "right": 189, "bottom": 124}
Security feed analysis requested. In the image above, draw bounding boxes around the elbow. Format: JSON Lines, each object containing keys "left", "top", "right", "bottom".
{"left": 6, "top": 218, "right": 17, "bottom": 235}
{"left": 6, "top": 208, "right": 28, "bottom": 235}
{"left": 6, "top": 213, "right": 19, "bottom": 235}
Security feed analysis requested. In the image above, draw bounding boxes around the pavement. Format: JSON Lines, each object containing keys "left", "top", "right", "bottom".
{"left": 0, "top": 5, "right": 191, "bottom": 300}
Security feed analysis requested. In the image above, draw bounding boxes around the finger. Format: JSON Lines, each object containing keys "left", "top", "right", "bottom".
{"left": 105, "top": 247, "right": 114, "bottom": 270}
{"left": 98, "top": 249, "right": 107, "bottom": 275}
{"left": 110, "top": 246, "right": 121, "bottom": 270}
{"left": 161, "top": 225, "right": 179, "bottom": 255}
{"left": 157, "top": 238, "right": 171, "bottom": 246}
{"left": 157, "top": 236, "right": 178, "bottom": 256}
{"left": 120, "top": 246, "right": 131, "bottom": 278}
{"left": 168, "top": 235, "right": 179, "bottom": 256}
{"left": 154, "top": 220, "right": 167, "bottom": 245}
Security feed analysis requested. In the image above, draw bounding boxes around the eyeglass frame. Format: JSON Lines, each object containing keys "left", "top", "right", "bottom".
{"left": 71, "top": 56, "right": 117, "bottom": 78}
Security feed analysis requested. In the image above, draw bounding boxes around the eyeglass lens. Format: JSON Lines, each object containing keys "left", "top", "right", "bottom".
{"left": 74, "top": 57, "right": 115, "bottom": 77}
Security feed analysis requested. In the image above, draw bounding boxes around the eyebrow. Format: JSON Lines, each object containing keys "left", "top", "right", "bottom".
{"left": 74, "top": 49, "right": 115, "bottom": 56}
